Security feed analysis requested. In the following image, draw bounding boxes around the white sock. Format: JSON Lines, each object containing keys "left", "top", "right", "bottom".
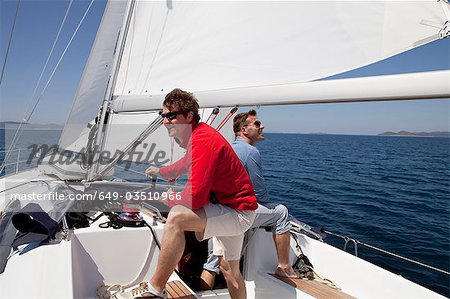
{"left": 145, "top": 282, "right": 166, "bottom": 298}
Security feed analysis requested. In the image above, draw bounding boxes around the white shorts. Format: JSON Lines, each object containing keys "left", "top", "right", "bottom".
{"left": 201, "top": 203, "right": 255, "bottom": 261}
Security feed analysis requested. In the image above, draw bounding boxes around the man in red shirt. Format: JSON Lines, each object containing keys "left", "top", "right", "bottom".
{"left": 135, "top": 89, "right": 257, "bottom": 299}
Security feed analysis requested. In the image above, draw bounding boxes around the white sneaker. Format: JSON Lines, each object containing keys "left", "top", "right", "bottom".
{"left": 112, "top": 282, "right": 167, "bottom": 299}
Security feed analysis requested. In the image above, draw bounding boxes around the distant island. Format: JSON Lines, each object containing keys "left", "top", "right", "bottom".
{"left": 378, "top": 131, "right": 450, "bottom": 137}
{"left": 0, "top": 121, "right": 63, "bottom": 130}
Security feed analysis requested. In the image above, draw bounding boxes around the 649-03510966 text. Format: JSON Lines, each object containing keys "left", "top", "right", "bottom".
{"left": 9, "top": 191, "right": 182, "bottom": 202}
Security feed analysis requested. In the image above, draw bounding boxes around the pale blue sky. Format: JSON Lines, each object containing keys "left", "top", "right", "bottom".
{"left": 1, "top": 0, "right": 449, "bottom": 135}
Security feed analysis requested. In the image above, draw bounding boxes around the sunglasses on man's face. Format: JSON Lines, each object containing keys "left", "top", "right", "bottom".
{"left": 243, "top": 120, "right": 262, "bottom": 129}
{"left": 159, "top": 110, "right": 182, "bottom": 121}
{"left": 253, "top": 120, "right": 262, "bottom": 128}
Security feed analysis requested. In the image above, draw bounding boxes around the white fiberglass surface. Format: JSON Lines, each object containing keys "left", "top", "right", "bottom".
{"left": 245, "top": 229, "right": 445, "bottom": 299}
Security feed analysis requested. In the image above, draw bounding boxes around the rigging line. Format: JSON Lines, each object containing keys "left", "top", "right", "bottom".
{"left": 120, "top": 1, "right": 137, "bottom": 94}
{"left": 216, "top": 106, "right": 238, "bottom": 132}
{"left": 209, "top": 112, "right": 219, "bottom": 126}
{"left": 358, "top": 240, "right": 450, "bottom": 276}
{"left": 25, "top": 0, "right": 95, "bottom": 121}
{"left": 0, "top": 0, "right": 74, "bottom": 171}
{"left": 205, "top": 112, "right": 214, "bottom": 124}
{"left": 113, "top": 164, "right": 169, "bottom": 183}
{"left": 0, "top": 148, "right": 28, "bottom": 153}
{"left": 325, "top": 229, "right": 450, "bottom": 276}
{"left": 0, "top": 0, "right": 21, "bottom": 86}
{"left": 0, "top": 0, "right": 95, "bottom": 175}
{"left": 87, "top": 0, "right": 137, "bottom": 180}
{"left": 27, "top": 0, "right": 75, "bottom": 122}
{"left": 93, "top": 116, "right": 163, "bottom": 181}
{"left": 205, "top": 107, "right": 219, "bottom": 125}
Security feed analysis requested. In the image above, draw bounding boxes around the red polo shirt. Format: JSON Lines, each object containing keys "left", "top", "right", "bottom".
{"left": 159, "top": 122, "right": 257, "bottom": 211}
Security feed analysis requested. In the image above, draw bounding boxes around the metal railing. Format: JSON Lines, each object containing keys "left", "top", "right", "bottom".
{"left": 323, "top": 228, "right": 450, "bottom": 276}
{"left": 0, "top": 147, "right": 35, "bottom": 176}
{"left": 290, "top": 222, "right": 450, "bottom": 276}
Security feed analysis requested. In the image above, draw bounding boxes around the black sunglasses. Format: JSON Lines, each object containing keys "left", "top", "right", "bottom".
{"left": 244, "top": 120, "right": 261, "bottom": 128}
{"left": 253, "top": 120, "right": 262, "bottom": 128}
{"left": 159, "top": 110, "right": 183, "bottom": 120}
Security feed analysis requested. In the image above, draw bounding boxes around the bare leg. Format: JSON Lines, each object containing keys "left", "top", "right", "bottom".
{"left": 199, "top": 270, "right": 216, "bottom": 290}
{"left": 273, "top": 232, "right": 298, "bottom": 277}
{"left": 150, "top": 205, "right": 207, "bottom": 291}
{"left": 219, "top": 258, "right": 246, "bottom": 299}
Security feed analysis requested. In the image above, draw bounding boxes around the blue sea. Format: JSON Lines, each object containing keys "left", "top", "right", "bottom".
{"left": 1, "top": 129, "right": 449, "bottom": 296}
{"left": 260, "top": 133, "right": 449, "bottom": 297}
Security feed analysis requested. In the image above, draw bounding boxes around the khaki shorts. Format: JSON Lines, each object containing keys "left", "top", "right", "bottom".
{"left": 201, "top": 203, "right": 255, "bottom": 261}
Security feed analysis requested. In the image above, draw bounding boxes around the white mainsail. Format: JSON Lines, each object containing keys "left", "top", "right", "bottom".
{"left": 52, "top": 0, "right": 449, "bottom": 182}
{"left": 114, "top": 0, "right": 447, "bottom": 95}
{"left": 59, "top": 0, "right": 449, "bottom": 156}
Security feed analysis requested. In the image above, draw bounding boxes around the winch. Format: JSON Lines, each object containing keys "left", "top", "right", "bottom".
{"left": 116, "top": 211, "right": 145, "bottom": 227}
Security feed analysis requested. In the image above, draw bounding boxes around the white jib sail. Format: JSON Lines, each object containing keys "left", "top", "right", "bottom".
{"left": 59, "top": 1, "right": 129, "bottom": 151}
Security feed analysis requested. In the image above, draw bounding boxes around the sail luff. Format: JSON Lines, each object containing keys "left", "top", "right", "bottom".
{"left": 87, "top": 0, "right": 136, "bottom": 181}
{"left": 58, "top": 0, "right": 129, "bottom": 151}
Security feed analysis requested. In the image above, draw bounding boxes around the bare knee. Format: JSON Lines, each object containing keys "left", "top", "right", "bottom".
{"left": 165, "top": 206, "right": 189, "bottom": 231}
{"left": 276, "top": 204, "right": 289, "bottom": 218}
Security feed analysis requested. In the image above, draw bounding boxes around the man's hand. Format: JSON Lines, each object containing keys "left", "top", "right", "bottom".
{"left": 145, "top": 166, "right": 160, "bottom": 178}
{"left": 160, "top": 188, "right": 173, "bottom": 206}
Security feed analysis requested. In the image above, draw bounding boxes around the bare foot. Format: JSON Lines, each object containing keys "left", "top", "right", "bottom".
{"left": 275, "top": 267, "right": 299, "bottom": 278}
{"left": 199, "top": 269, "right": 216, "bottom": 290}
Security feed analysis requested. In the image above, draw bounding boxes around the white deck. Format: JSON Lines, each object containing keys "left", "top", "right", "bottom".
{"left": 0, "top": 171, "right": 446, "bottom": 298}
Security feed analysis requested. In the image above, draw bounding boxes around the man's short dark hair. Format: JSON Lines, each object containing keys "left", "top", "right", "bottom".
{"left": 233, "top": 109, "right": 257, "bottom": 135}
{"left": 163, "top": 88, "right": 201, "bottom": 122}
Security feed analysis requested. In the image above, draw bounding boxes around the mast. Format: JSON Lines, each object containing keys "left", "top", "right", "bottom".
{"left": 86, "top": 0, "right": 136, "bottom": 181}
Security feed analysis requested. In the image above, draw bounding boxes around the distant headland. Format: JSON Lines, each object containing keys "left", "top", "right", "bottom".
{"left": 0, "top": 121, "right": 63, "bottom": 130}
{"left": 378, "top": 131, "right": 450, "bottom": 137}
